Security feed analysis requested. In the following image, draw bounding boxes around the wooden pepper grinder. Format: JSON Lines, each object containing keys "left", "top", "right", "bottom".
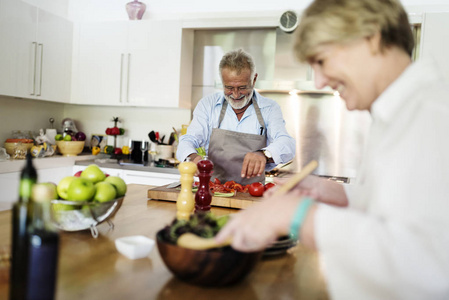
{"left": 195, "top": 156, "right": 214, "bottom": 212}
{"left": 176, "top": 159, "right": 197, "bottom": 220}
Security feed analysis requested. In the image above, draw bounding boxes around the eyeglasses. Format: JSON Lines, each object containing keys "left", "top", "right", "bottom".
{"left": 224, "top": 86, "right": 251, "bottom": 93}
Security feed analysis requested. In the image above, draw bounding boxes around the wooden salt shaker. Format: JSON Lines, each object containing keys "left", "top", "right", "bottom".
{"left": 176, "top": 159, "right": 197, "bottom": 220}
{"left": 195, "top": 156, "right": 214, "bottom": 212}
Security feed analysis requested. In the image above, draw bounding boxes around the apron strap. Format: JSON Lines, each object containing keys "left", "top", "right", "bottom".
{"left": 218, "top": 97, "right": 267, "bottom": 135}
{"left": 218, "top": 99, "right": 228, "bottom": 127}
{"left": 252, "top": 98, "right": 266, "bottom": 135}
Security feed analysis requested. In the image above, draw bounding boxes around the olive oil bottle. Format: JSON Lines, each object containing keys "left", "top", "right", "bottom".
{"left": 26, "top": 183, "right": 60, "bottom": 300}
{"left": 10, "top": 154, "right": 37, "bottom": 300}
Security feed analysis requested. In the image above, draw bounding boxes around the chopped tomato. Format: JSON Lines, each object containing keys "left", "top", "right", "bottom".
{"left": 233, "top": 183, "right": 244, "bottom": 192}
{"left": 214, "top": 178, "right": 221, "bottom": 184}
{"left": 223, "top": 180, "right": 236, "bottom": 189}
{"left": 264, "top": 182, "right": 276, "bottom": 191}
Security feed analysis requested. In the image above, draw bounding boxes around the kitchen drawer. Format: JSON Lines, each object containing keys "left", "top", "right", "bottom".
{"left": 122, "top": 170, "right": 180, "bottom": 186}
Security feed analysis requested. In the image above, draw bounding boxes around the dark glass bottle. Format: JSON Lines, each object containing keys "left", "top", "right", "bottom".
{"left": 10, "top": 154, "right": 37, "bottom": 300}
{"left": 194, "top": 156, "right": 214, "bottom": 212}
{"left": 26, "top": 183, "right": 60, "bottom": 300}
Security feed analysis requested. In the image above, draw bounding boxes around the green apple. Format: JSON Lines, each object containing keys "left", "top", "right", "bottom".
{"left": 104, "top": 176, "right": 127, "bottom": 197}
{"left": 63, "top": 135, "right": 72, "bottom": 141}
{"left": 81, "top": 164, "right": 106, "bottom": 184}
{"left": 57, "top": 176, "right": 76, "bottom": 200}
{"left": 55, "top": 134, "right": 63, "bottom": 141}
{"left": 67, "top": 177, "right": 95, "bottom": 202}
{"left": 53, "top": 203, "right": 76, "bottom": 211}
{"left": 41, "top": 182, "right": 58, "bottom": 200}
{"left": 32, "top": 183, "right": 58, "bottom": 202}
{"left": 93, "top": 182, "right": 117, "bottom": 202}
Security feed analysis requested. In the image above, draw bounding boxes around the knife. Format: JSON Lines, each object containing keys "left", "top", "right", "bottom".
{"left": 167, "top": 181, "right": 181, "bottom": 188}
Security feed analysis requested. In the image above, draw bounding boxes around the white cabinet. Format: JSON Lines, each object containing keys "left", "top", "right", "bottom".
{"left": 122, "top": 170, "right": 180, "bottom": 186}
{"left": 0, "top": 0, "right": 18, "bottom": 96}
{"left": 72, "top": 165, "right": 179, "bottom": 186}
{"left": 71, "top": 21, "right": 128, "bottom": 106}
{"left": 0, "top": 0, "right": 73, "bottom": 102}
{"left": 420, "top": 12, "right": 449, "bottom": 82}
{"left": 0, "top": 171, "right": 20, "bottom": 204}
{"left": 0, "top": 166, "right": 72, "bottom": 204}
{"left": 71, "top": 20, "right": 185, "bottom": 107}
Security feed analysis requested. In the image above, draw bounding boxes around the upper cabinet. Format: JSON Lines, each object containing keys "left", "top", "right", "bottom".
{"left": 0, "top": 0, "right": 72, "bottom": 102}
{"left": 71, "top": 20, "right": 189, "bottom": 108}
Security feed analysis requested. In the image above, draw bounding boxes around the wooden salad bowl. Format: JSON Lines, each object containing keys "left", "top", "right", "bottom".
{"left": 156, "top": 230, "right": 263, "bottom": 286}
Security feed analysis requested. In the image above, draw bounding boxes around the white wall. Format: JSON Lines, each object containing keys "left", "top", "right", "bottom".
{"left": 0, "top": 96, "right": 65, "bottom": 144}
{"left": 0, "top": 95, "right": 190, "bottom": 149}
{"left": 63, "top": 104, "right": 191, "bottom": 148}
{"left": 67, "top": 0, "right": 449, "bottom": 21}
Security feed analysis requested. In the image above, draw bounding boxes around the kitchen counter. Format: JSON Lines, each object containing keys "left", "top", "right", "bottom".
{"left": 0, "top": 153, "right": 180, "bottom": 175}
{"left": 75, "top": 159, "right": 180, "bottom": 175}
{"left": 0, "top": 152, "right": 100, "bottom": 174}
{"left": 0, "top": 184, "right": 329, "bottom": 300}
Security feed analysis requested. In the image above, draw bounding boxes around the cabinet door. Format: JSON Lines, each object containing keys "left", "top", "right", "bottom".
{"left": 123, "top": 170, "right": 180, "bottom": 186}
{"left": 38, "top": 167, "right": 73, "bottom": 184}
{"left": 35, "top": 9, "right": 73, "bottom": 102}
{"left": 5, "top": 1, "right": 72, "bottom": 102}
{"left": 0, "top": 0, "right": 20, "bottom": 97}
{"left": 72, "top": 22, "right": 128, "bottom": 105}
{"left": 0, "top": 172, "right": 20, "bottom": 204}
{"left": 421, "top": 12, "right": 449, "bottom": 82}
{"left": 15, "top": 2, "right": 39, "bottom": 99}
{"left": 127, "top": 20, "right": 183, "bottom": 107}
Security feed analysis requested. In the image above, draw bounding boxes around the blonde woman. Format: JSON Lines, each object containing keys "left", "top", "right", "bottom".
{"left": 217, "top": 0, "right": 449, "bottom": 299}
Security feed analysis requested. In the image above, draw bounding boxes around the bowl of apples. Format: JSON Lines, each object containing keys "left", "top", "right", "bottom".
{"left": 55, "top": 132, "right": 86, "bottom": 157}
{"left": 50, "top": 164, "right": 127, "bottom": 238}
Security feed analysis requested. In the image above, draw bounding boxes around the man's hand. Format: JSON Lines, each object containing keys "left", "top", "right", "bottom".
{"left": 188, "top": 153, "right": 203, "bottom": 176}
{"left": 188, "top": 153, "right": 202, "bottom": 165}
{"left": 241, "top": 151, "right": 266, "bottom": 178}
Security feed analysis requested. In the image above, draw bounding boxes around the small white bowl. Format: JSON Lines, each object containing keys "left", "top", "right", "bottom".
{"left": 115, "top": 235, "right": 155, "bottom": 259}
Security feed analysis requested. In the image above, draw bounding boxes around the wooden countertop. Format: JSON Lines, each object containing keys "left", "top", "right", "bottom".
{"left": 0, "top": 184, "right": 329, "bottom": 300}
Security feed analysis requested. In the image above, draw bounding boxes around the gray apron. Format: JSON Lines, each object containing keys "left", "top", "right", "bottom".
{"left": 208, "top": 99, "right": 267, "bottom": 185}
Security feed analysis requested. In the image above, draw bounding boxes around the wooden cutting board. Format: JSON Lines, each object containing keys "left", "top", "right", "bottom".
{"left": 147, "top": 184, "right": 262, "bottom": 209}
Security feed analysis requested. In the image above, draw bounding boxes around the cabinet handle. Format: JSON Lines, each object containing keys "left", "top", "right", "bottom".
{"left": 30, "top": 42, "right": 37, "bottom": 95}
{"left": 36, "top": 43, "right": 43, "bottom": 96}
{"left": 120, "top": 53, "right": 124, "bottom": 102}
{"left": 127, "top": 53, "right": 130, "bottom": 102}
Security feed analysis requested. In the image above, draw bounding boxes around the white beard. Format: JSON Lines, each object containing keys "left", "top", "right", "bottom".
{"left": 225, "top": 89, "right": 254, "bottom": 109}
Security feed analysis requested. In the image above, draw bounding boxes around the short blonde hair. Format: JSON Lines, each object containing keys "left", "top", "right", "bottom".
{"left": 294, "top": 0, "right": 414, "bottom": 62}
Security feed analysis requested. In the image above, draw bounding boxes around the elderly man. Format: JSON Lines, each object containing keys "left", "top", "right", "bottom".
{"left": 176, "top": 49, "right": 295, "bottom": 185}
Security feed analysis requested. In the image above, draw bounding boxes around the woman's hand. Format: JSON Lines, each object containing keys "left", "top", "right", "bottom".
{"left": 267, "top": 175, "right": 348, "bottom": 207}
{"left": 215, "top": 190, "right": 302, "bottom": 252}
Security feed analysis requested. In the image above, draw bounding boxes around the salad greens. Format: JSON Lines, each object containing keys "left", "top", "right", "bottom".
{"left": 161, "top": 212, "right": 230, "bottom": 244}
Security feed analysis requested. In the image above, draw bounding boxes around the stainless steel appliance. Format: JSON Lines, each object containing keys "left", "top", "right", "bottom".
{"left": 120, "top": 140, "right": 148, "bottom": 165}
{"left": 61, "top": 118, "right": 78, "bottom": 137}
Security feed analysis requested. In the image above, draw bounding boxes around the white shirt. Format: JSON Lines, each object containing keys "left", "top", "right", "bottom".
{"left": 315, "top": 58, "right": 449, "bottom": 300}
{"left": 176, "top": 91, "right": 295, "bottom": 168}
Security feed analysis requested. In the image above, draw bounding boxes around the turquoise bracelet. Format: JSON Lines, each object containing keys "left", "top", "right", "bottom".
{"left": 289, "top": 197, "right": 315, "bottom": 240}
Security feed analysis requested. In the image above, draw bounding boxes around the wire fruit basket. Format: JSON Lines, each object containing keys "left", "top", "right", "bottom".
{"left": 50, "top": 197, "right": 124, "bottom": 238}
